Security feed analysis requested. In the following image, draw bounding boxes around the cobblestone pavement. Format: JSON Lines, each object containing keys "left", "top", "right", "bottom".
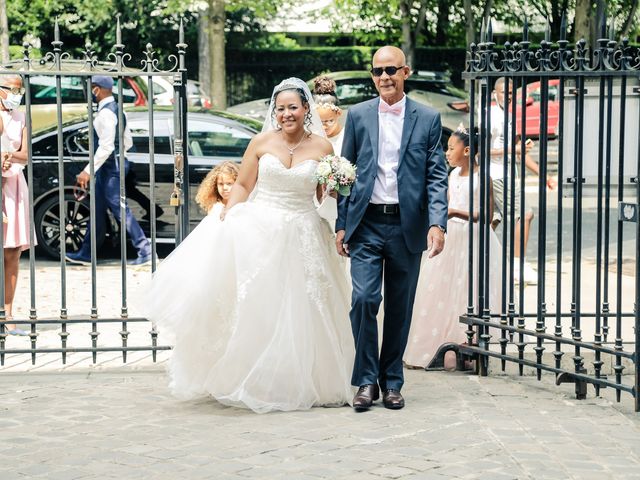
{"left": 2, "top": 368, "right": 639, "bottom": 480}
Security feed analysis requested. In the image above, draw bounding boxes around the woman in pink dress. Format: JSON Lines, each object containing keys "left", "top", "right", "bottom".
{"left": 403, "top": 126, "right": 501, "bottom": 369}
{"left": 0, "top": 74, "right": 34, "bottom": 336}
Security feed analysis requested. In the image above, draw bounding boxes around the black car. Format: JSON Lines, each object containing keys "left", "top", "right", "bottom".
{"left": 30, "top": 108, "right": 260, "bottom": 258}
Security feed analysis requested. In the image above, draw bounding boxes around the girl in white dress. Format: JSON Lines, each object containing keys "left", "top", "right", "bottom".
{"left": 312, "top": 76, "right": 344, "bottom": 228}
{"left": 147, "top": 78, "right": 355, "bottom": 413}
{"left": 194, "top": 161, "right": 239, "bottom": 219}
{"left": 404, "top": 127, "right": 502, "bottom": 369}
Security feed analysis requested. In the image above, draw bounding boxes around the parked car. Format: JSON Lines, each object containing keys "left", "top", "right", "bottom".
{"left": 2, "top": 59, "right": 208, "bottom": 130}
{"left": 514, "top": 79, "right": 560, "bottom": 138}
{"left": 227, "top": 70, "right": 467, "bottom": 148}
{"left": 29, "top": 108, "right": 261, "bottom": 259}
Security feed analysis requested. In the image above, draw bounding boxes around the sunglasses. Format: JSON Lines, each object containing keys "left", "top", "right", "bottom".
{"left": 370, "top": 66, "right": 406, "bottom": 77}
{"left": 0, "top": 85, "right": 25, "bottom": 95}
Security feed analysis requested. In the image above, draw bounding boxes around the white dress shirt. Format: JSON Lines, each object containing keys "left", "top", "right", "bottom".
{"left": 83, "top": 96, "right": 133, "bottom": 174}
{"left": 371, "top": 95, "right": 406, "bottom": 204}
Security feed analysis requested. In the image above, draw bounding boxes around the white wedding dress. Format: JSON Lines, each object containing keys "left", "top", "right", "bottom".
{"left": 147, "top": 153, "right": 355, "bottom": 413}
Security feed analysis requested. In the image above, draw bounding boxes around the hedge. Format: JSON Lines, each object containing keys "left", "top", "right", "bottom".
{"left": 225, "top": 46, "right": 468, "bottom": 105}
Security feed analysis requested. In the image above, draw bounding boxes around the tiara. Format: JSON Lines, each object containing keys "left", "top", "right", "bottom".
{"left": 455, "top": 123, "right": 469, "bottom": 135}
{"left": 272, "top": 78, "right": 309, "bottom": 100}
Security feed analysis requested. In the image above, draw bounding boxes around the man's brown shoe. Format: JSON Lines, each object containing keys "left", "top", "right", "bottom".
{"left": 382, "top": 389, "right": 405, "bottom": 410}
{"left": 352, "top": 384, "right": 380, "bottom": 411}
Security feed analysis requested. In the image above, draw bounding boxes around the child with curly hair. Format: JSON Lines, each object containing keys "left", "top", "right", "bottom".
{"left": 195, "top": 161, "right": 239, "bottom": 219}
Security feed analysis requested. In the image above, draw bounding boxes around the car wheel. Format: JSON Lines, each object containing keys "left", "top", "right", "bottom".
{"left": 34, "top": 193, "right": 105, "bottom": 259}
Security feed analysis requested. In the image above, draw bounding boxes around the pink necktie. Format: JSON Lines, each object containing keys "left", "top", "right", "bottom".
{"left": 379, "top": 102, "right": 403, "bottom": 116}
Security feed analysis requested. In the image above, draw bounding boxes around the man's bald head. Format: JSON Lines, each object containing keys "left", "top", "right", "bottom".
{"left": 370, "top": 45, "right": 410, "bottom": 105}
{"left": 372, "top": 46, "right": 407, "bottom": 67}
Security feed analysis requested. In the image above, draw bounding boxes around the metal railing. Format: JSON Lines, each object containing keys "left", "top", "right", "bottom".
{"left": 0, "top": 18, "right": 190, "bottom": 365}
{"left": 458, "top": 14, "right": 640, "bottom": 411}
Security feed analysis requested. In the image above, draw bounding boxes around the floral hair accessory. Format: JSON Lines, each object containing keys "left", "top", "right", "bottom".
{"left": 316, "top": 102, "right": 341, "bottom": 113}
{"left": 455, "top": 123, "right": 469, "bottom": 135}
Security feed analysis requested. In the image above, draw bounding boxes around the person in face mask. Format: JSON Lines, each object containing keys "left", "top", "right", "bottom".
{"left": 65, "top": 75, "right": 152, "bottom": 266}
{"left": 0, "top": 73, "right": 35, "bottom": 336}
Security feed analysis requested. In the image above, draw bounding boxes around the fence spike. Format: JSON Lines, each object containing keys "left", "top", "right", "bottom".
{"left": 523, "top": 16, "right": 529, "bottom": 42}
{"left": 560, "top": 12, "right": 567, "bottom": 41}
{"left": 54, "top": 17, "right": 60, "bottom": 42}
{"left": 116, "top": 14, "right": 122, "bottom": 45}
{"left": 487, "top": 18, "right": 493, "bottom": 43}
{"left": 545, "top": 17, "right": 551, "bottom": 43}
{"left": 480, "top": 17, "right": 486, "bottom": 43}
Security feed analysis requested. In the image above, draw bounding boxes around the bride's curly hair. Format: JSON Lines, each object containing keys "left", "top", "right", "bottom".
{"left": 195, "top": 161, "right": 240, "bottom": 213}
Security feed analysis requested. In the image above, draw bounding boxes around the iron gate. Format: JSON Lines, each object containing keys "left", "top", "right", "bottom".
{"left": 0, "top": 18, "right": 190, "bottom": 365}
{"left": 458, "top": 14, "right": 640, "bottom": 411}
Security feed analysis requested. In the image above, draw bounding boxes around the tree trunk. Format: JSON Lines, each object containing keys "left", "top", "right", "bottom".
{"left": 399, "top": 1, "right": 415, "bottom": 68}
{"left": 0, "top": 0, "right": 9, "bottom": 63}
{"left": 574, "top": 0, "right": 592, "bottom": 44}
{"left": 590, "top": 0, "right": 606, "bottom": 46}
{"left": 482, "top": 0, "right": 493, "bottom": 23}
{"left": 463, "top": 0, "right": 474, "bottom": 47}
{"left": 621, "top": 0, "right": 639, "bottom": 39}
{"left": 208, "top": 0, "right": 226, "bottom": 109}
{"left": 435, "top": 0, "right": 449, "bottom": 46}
{"left": 198, "top": 11, "right": 210, "bottom": 95}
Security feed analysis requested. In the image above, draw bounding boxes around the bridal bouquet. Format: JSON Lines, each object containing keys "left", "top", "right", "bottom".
{"left": 315, "top": 154, "right": 357, "bottom": 196}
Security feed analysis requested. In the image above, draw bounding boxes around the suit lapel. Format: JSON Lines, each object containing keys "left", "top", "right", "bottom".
{"left": 367, "top": 99, "right": 380, "bottom": 166}
{"left": 399, "top": 98, "right": 418, "bottom": 165}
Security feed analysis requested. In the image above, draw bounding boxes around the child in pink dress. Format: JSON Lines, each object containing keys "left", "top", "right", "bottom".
{"left": 0, "top": 74, "right": 35, "bottom": 335}
{"left": 403, "top": 126, "right": 501, "bottom": 369}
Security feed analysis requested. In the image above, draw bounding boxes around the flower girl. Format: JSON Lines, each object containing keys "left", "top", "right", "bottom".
{"left": 195, "top": 161, "right": 239, "bottom": 219}
{"left": 403, "top": 126, "right": 502, "bottom": 369}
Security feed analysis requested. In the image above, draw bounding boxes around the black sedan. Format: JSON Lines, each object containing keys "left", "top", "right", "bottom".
{"left": 29, "top": 108, "right": 260, "bottom": 258}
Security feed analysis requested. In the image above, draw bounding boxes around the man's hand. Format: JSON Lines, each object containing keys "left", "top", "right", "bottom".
{"left": 426, "top": 226, "right": 445, "bottom": 258}
{"left": 336, "top": 229, "right": 349, "bottom": 257}
{"left": 74, "top": 171, "right": 90, "bottom": 200}
{"left": 546, "top": 176, "right": 558, "bottom": 190}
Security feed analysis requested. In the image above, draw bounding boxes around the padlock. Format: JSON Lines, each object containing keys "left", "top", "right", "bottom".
{"left": 169, "top": 191, "right": 180, "bottom": 207}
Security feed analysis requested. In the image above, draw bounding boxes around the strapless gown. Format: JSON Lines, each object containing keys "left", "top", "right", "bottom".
{"left": 147, "top": 153, "right": 355, "bottom": 413}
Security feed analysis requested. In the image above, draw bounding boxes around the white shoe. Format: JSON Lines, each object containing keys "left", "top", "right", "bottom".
{"left": 512, "top": 261, "right": 538, "bottom": 285}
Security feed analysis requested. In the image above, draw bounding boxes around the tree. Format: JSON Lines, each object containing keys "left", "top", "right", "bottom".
{"left": 209, "top": 0, "right": 226, "bottom": 109}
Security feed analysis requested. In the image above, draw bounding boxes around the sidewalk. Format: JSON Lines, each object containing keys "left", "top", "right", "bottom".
{"left": 2, "top": 368, "right": 639, "bottom": 480}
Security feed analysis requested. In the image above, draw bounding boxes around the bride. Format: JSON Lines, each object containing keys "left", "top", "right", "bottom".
{"left": 146, "top": 78, "right": 355, "bottom": 413}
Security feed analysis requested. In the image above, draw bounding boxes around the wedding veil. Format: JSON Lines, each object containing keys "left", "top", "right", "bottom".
{"left": 262, "top": 77, "right": 326, "bottom": 138}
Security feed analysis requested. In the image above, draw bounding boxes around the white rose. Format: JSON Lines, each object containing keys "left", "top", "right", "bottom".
{"left": 316, "top": 161, "right": 332, "bottom": 178}
{"left": 340, "top": 162, "right": 356, "bottom": 181}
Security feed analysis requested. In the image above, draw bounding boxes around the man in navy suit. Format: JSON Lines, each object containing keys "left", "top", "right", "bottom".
{"left": 336, "top": 46, "right": 448, "bottom": 411}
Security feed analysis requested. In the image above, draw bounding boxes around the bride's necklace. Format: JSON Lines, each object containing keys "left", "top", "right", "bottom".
{"left": 282, "top": 131, "right": 307, "bottom": 162}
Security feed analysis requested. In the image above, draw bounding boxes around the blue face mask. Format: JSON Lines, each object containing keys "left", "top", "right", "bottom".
{"left": 91, "top": 87, "right": 99, "bottom": 104}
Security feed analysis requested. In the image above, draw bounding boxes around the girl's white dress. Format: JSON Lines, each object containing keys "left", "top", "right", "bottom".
{"left": 147, "top": 154, "right": 355, "bottom": 413}
{"left": 403, "top": 167, "right": 502, "bottom": 368}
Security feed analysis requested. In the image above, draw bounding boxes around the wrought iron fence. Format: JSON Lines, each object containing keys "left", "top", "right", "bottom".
{"left": 458, "top": 14, "right": 640, "bottom": 411}
{"left": 0, "top": 18, "right": 191, "bottom": 365}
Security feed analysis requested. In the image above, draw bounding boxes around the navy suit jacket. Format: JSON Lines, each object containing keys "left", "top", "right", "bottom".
{"left": 336, "top": 97, "right": 449, "bottom": 254}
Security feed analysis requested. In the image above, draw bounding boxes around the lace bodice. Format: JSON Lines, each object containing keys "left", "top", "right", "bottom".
{"left": 251, "top": 154, "right": 318, "bottom": 213}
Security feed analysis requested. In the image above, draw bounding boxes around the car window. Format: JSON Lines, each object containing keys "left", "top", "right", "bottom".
{"left": 66, "top": 128, "right": 90, "bottom": 155}
{"left": 334, "top": 80, "right": 378, "bottom": 105}
{"left": 151, "top": 80, "right": 168, "bottom": 95}
{"left": 27, "top": 75, "right": 136, "bottom": 104}
{"left": 30, "top": 75, "right": 85, "bottom": 104}
{"left": 188, "top": 120, "right": 252, "bottom": 157}
{"left": 32, "top": 132, "right": 60, "bottom": 156}
{"left": 131, "top": 135, "right": 173, "bottom": 155}
{"left": 406, "top": 80, "right": 465, "bottom": 98}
